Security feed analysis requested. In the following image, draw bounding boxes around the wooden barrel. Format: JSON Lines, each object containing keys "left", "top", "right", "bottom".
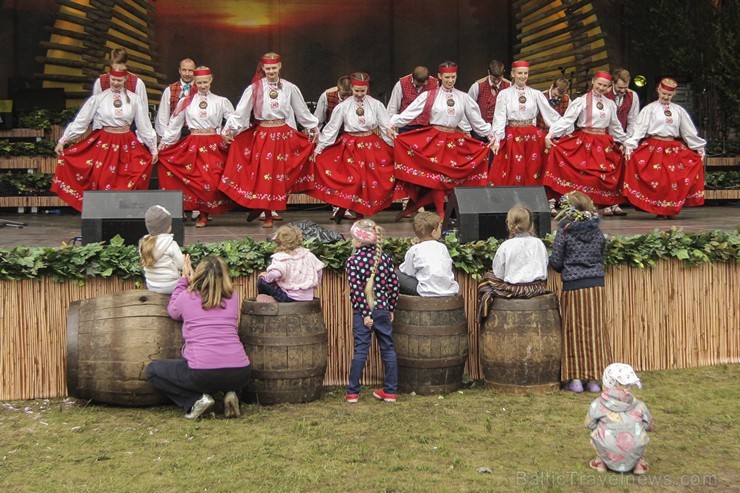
{"left": 239, "top": 299, "right": 327, "bottom": 405}
{"left": 393, "top": 294, "right": 469, "bottom": 395}
{"left": 66, "top": 290, "right": 183, "bottom": 406}
{"left": 480, "top": 293, "right": 562, "bottom": 393}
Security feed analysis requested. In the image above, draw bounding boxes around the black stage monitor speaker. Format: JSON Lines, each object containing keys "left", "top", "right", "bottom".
{"left": 443, "top": 186, "right": 550, "bottom": 242}
{"left": 81, "top": 190, "right": 184, "bottom": 246}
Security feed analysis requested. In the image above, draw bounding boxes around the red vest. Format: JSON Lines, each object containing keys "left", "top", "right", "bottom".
{"left": 99, "top": 72, "right": 138, "bottom": 93}
{"left": 604, "top": 89, "right": 634, "bottom": 132}
{"left": 325, "top": 89, "right": 342, "bottom": 122}
{"left": 169, "top": 81, "right": 184, "bottom": 113}
{"left": 476, "top": 78, "right": 510, "bottom": 121}
{"left": 399, "top": 74, "right": 439, "bottom": 126}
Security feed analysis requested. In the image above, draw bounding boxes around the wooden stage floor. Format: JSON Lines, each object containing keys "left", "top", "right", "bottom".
{"left": 1, "top": 203, "right": 738, "bottom": 249}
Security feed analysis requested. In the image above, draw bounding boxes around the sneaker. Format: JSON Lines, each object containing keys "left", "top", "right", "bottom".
{"left": 184, "top": 394, "right": 215, "bottom": 420}
{"left": 345, "top": 393, "right": 359, "bottom": 403}
{"left": 372, "top": 389, "right": 397, "bottom": 403}
{"left": 602, "top": 206, "right": 614, "bottom": 216}
{"left": 256, "top": 294, "right": 277, "bottom": 303}
{"left": 223, "top": 391, "right": 240, "bottom": 418}
{"left": 589, "top": 458, "right": 607, "bottom": 473}
{"left": 632, "top": 458, "right": 649, "bottom": 475}
{"left": 564, "top": 379, "right": 584, "bottom": 393}
{"left": 587, "top": 380, "right": 601, "bottom": 393}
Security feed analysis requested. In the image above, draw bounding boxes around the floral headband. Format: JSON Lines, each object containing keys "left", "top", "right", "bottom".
{"left": 556, "top": 193, "right": 599, "bottom": 222}
{"left": 350, "top": 223, "right": 378, "bottom": 244}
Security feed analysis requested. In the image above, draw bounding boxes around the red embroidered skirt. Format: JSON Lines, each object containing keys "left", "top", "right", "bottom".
{"left": 51, "top": 130, "right": 153, "bottom": 212}
{"left": 622, "top": 137, "right": 704, "bottom": 216}
{"left": 488, "top": 125, "right": 548, "bottom": 186}
{"left": 306, "top": 133, "right": 399, "bottom": 215}
{"left": 218, "top": 124, "right": 313, "bottom": 210}
{"left": 543, "top": 131, "right": 624, "bottom": 206}
{"left": 393, "top": 127, "right": 490, "bottom": 192}
{"left": 157, "top": 134, "right": 236, "bottom": 214}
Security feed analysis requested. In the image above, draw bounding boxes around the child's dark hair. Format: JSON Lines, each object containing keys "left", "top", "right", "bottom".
{"left": 506, "top": 205, "right": 535, "bottom": 237}
{"left": 350, "top": 219, "right": 384, "bottom": 308}
{"left": 412, "top": 211, "right": 441, "bottom": 239}
{"left": 273, "top": 225, "right": 303, "bottom": 252}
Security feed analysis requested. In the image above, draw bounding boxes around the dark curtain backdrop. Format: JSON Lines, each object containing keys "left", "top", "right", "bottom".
{"left": 153, "top": 0, "right": 511, "bottom": 105}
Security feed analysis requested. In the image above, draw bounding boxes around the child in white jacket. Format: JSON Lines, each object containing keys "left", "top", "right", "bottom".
{"left": 139, "top": 205, "right": 185, "bottom": 294}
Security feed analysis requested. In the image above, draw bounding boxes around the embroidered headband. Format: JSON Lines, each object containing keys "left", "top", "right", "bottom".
{"left": 350, "top": 223, "right": 377, "bottom": 244}
{"left": 350, "top": 76, "right": 369, "bottom": 87}
{"left": 511, "top": 61, "right": 529, "bottom": 69}
{"left": 593, "top": 71, "right": 612, "bottom": 81}
{"left": 109, "top": 69, "right": 127, "bottom": 77}
{"left": 659, "top": 78, "right": 678, "bottom": 92}
{"left": 193, "top": 69, "right": 211, "bottom": 76}
{"left": 261, "top": 55, "right": 281, "bottom": 65}
{"left": 439, "top": 65, "right": 458, "bottom": 73}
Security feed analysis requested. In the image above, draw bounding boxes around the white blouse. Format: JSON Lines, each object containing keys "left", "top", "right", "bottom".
{"left": 546, "top": 92, "right": 627, "bottom": 143}
{"left": 624, "top": 101, "right": 706, "bottom": 151}
{"left": 389, "top": 88, "right": 492, "bottom": 137}
{"left": 223, "top": 78, "right": 319, "bottom": 134}
{"left": 492, "top": 235, "right": 548, "bottom": 284}
{"left": 491, "top": 85, "right": 561, "bottom": 142}
{"left": 316, "top": 95, "right": 392, "bottom": 153}
{"left": 59, "top": 89, "right": 157, "bottom": 153}
{"left": 399, "top": 240, "right": 460, "bottom": 297}
{"left": 160, "top": 92, "right": 234, "bottom": 146}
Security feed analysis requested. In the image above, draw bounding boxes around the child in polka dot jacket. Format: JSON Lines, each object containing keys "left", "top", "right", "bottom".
{"left": 345, "top": 219, "right": 400, "bottom": 404}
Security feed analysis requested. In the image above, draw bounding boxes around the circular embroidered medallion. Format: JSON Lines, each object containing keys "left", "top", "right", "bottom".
{"left": 356, "top": 107, "right": 364, "bottom": 116}
{"left": 518, "top": 95, "right": 527, "bottom": 104}
{"left": 596, "top": 102, "right": 604, "bottom": 110}
{"left": 199, "top": 100, "right": 208, "bottom": 109}
{"left": 269, "top": 90, "right": 278, "bottom": 99}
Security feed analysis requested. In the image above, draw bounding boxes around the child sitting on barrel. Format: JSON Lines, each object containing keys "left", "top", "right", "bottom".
{"left": 256, "top": 225, "right": 325, "bottom": 303}
{"left": 477, "top": 204, "right": 548, "bottom": 320}
{"left": 397, "top": 211, "right": 459, "bottom": 296}
{"left": 139, "top": 205, "right": 185, "bottom": 294}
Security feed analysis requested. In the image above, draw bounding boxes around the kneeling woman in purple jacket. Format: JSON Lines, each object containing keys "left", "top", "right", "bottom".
{"left": 147, "top": 255, "right": 251, "bottom": 420}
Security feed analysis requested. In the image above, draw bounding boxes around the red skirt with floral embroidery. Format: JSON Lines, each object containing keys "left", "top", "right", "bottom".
{"left": 488, "top": 125, "right": 548, "bottom": 186}
{"left": 393, "top": 127, "right": 490, "bottom": 192}
{"left": 218, "top": 123, "right": 313, "bottom": 210}
{"left": 157, "top": 134, "right": 236, "bottom": 214}
{"left": 51, "top": 129, "right": 153, "bottom": 212}
{"left": 543, "top": 130, "right": 624, "bottom": 206}
{"left": 306, "top": 133, "right": 400, "bottom": 215}
{"left": 622, "top": 137, "right": 704, "bottom": 216}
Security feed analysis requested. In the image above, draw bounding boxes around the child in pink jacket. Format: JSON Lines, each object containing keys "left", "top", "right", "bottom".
{"left": 257, "top": 225, "right": 325, "bottom": 302}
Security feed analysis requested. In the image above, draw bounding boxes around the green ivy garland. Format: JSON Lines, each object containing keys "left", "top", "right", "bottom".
{"left": 0, "top": 228, "right": 737, "bottom": 284}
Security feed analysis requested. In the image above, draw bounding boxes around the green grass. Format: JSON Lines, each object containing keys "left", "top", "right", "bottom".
{"left": 1, "top": 365, "right": 738, "bottom": 492}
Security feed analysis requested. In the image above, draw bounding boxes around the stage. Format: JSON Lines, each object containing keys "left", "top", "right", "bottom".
{"left": 0, "top": 204, "right": 738, "bottom": 249}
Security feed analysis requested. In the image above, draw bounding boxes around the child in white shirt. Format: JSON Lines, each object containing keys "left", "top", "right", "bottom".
{"left": 139, "top": 205, "right": 185, "bottom": 294}
{"left": 397, "top": 212, "right": 459, "bottom": 297}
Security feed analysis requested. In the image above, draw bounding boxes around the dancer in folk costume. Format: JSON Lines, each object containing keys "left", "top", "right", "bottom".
{"left": 219, "top": 52, "right": 319, "bottom": 228}
{"left": 622, "top": 78, "right": 706, "bottom": 219}
{"left": 543, "top": 72, "right": 628, "bottom": 210}
{"left": 314, "top": 75, "right": 352, "bottom": 130}
{"left": 155, "top": 57, "right": 197, "bottom": 139}
{"left": 308, "top": 73, "right": 399, "bottom": 223}
{"left": 488, "top": 61, "right": 561, "bottom": 187}
{"left": 388, "top": 61, "right": 494, "bottom": 220}
{"left": 387, "top": 66, "right": 440, "bottom": 134}
{"left": 52, "top": 66, "right": 157, "bottom": 211}
{"left": 602, "top": 68, "right": 641, "bottom": 217}
{"left": 92, "top": 48, "right": 149, "bottom": 112}
{"left": 467, "top": 59, "right": 510, "bottom": 141}
{"left": 157, "top": 67, "right": 236, "bottom": 227}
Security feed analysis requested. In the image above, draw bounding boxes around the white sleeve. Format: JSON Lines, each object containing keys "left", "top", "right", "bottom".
{"left": 625, "top": 91, "right": 640, "bottom": 139}
{"left": 547, "top": 97, "right": 583, "bottom": 139}
{"left": 463, "top": 93, "right": 491, "bottom": 137}
{"left": 155, "top": 86, "right": 172, "bottom": 137}
{"left": 468, "top": 82, "right": 479, "bottom": 100}
{"left": 314, "top": 92, "right": 328, "bottom": 125}
{"left": 59, "top": 96, "right": 98, "bottom": 144}
{"left": 224, "top": 85, "right": 254, "bottom": 134}
{"left": 390, "top": 91, "right": 428, "bottom": 128}
{"left": 387, "top": 82, "right": 403, "bottom": 116}
{"left": 535, "top": 90, "right": 561, "bottom": 128}
{"left": 92, "top": 78, "right": 102, "bottom": 96}
{"left": 492, "top": 247, "right": 506, "bottom": 279}
{"left": 624, "top": 105, "right": 651, "bottom": 150}
{"left": 135, "top": 79, "right": 149, "bottom": 112}
{"left": 678, "top": 106, "right": 707, "bottom": 150}
{"left": 160, "top": 108, "right": 186, "bottom": 147}
{"left": 133, "top": 96, "right": 157, "bottom": 153}
{"left": 290, "top": 85, "right": 319, "bottom": 130}
{"left": 315, "top": 103, "right": 345, "bottom": 153}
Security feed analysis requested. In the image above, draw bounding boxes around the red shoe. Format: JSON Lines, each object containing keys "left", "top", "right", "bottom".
{"left": 262, "top": 218, "right": 274, "bottom": 228}
{"left": 372, "top": 389, "right": 397, "bottom": 402}
{"left": 195, "top": 212, "right": 208, "bottom": 228}
{"left": 589, "top": 458, "right": 607, "bottom": 473}
{"left": 632, "top": 458, "right": 649, "bottom": 475}
{"left": 345, "top": 393, "right": 359, "bottom": 403}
